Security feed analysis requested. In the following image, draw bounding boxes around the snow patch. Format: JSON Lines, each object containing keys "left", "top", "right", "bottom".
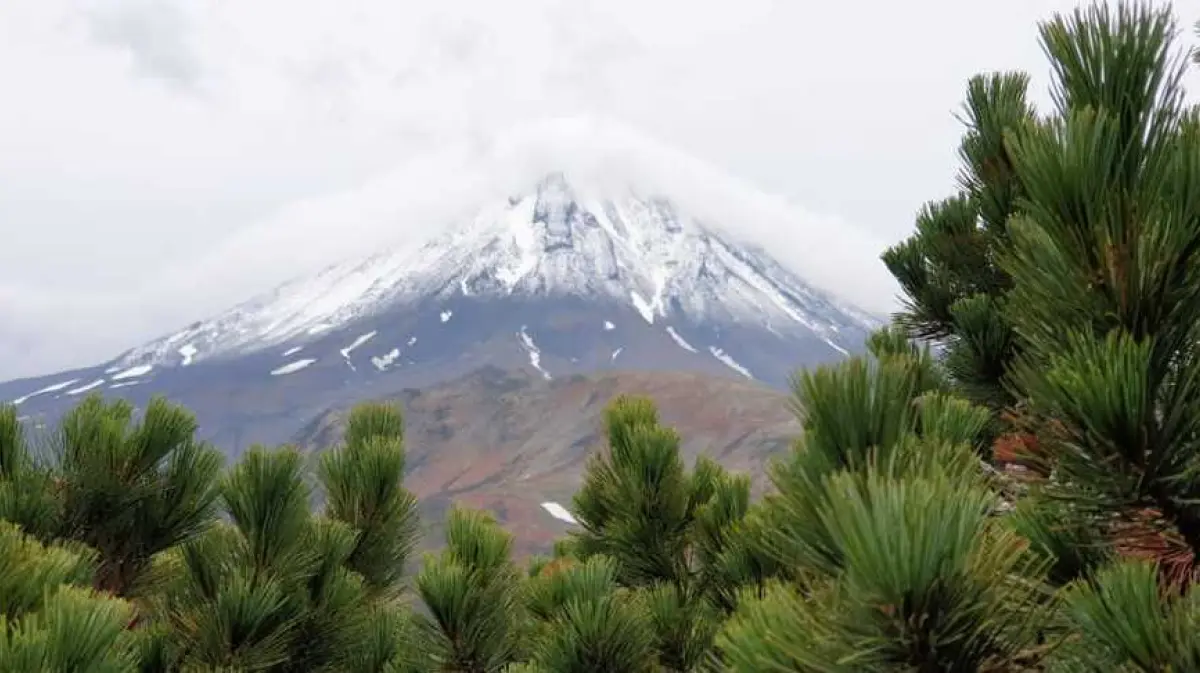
{"left": 109, "top": 381, "right": 140, "bottom": 390}
{"left": 541, "top": 502, "right": 578, "bottom": 525}
{"left": 629, "top": 291, "right": 656, "bottom": 324}
{"left": 307, "top": 323, "right": 332, "bottom": 335}
{"left": 111, "top": 365, "right": 152, "bottom": 381}
{"left": 13, "top": 379, "right": 81, "bottom": 405}
{"left": 340, "top": 331, "right": 376, "bottom": 357}
{"left": 271, "top": 359, "right": 317, "bottom": 376}
{"left": 440, "top": 310, "right": 453, "bottom": 323}
{"left": 178, "top": 343, "right": 198, "bottom": 366}
{"left": 822, "top": 337, "right": 850, "bottom": 356}
{"left": 371, "top": 348, "right": 401, "bottom": 371}
{"left": 517, "top": 326, "right": 552, "bottom": 380}
{"left": 709, "top": 346, "right": 753, "bottom": 379}
{"left": 611, "top": 347, "right": 623, "bottom": 361}
{"left": 407, "top": 336, "right": 418, "bottom": 346}
{"left": 66, "top": 379, "right": 106, "bottom": 396}
{"left": 339, "top": 331, "right": 377, "bottom": 370}
{"left": 282, "top": 346, "right": 303, "bottom": 357}
{"left": 665, "top": 326, "right": 697, "bottom": 353}
{"left": 603, "top": 320, "right": 615, "bottom": 331}
{"left": 104, "top": 366, "right": 121, "bottom": 374}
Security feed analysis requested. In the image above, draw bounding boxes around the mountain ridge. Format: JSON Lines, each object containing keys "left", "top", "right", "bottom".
{"left": 114, "top": 170, "right": 881, "bottom": 372}
{"left": 2, "top": 155, "right": 879, "bottom": 455}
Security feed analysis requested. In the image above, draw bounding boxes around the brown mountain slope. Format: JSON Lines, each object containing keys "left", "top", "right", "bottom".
{"left": 292, "top": 365, "right": 801, "bottom": 556}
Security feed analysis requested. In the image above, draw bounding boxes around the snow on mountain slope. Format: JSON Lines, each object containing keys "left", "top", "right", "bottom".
{"left": 116, "top": 170, "right": 882, "bottom": 370}
{"left": 183, "top": 117, "right": 895, "bottom": 316}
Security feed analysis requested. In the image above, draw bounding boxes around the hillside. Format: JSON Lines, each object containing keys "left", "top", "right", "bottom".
{"left": 292, "top": 365, "right": 800, "bottom": 556}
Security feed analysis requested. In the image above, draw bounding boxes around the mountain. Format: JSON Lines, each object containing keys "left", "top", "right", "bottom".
{"left": 0, "top": 168, "right": 880, "bottom": 450}
{"left": 291, "top": 366, "right": 800, "bottom": 557}
{"left": 121, "top": 170, "right": 878, "bottom": 370}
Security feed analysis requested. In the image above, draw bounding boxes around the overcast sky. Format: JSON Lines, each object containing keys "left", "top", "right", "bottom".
{"left": 1, "top": 0, "right": 1195, "bottom": 380}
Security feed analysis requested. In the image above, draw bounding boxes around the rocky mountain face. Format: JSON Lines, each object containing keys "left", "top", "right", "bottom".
{"left": 292, "top": 366, "right": 801, "bottom": 557}
{"left": 0, "top": 171, "right": 879, "bottom": 453}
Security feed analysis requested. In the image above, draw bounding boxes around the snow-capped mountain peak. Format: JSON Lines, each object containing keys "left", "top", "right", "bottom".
{"left": 115, "top": 169, "right": 880, "bottom": 369}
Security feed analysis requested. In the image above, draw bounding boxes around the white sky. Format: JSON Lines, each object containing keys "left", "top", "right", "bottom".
{"left": 0, "top": 0, "right": 1195, "bottom": 379}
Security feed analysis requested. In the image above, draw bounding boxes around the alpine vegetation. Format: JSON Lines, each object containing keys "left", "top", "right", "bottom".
{"left": 2, "top": 1, "right": 1200, "bottom": 671}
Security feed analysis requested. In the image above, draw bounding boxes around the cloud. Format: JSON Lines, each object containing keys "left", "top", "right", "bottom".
{"left": 81, "top": 0, "right": 203, "bottom": 90}
{"left": 171, "top": 116, "right": 900, "bottom": 317}
{"left": 1, "top": 0, "right": 1193, "bottom": 379}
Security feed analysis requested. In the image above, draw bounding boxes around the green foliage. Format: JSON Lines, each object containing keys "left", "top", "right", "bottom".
{"left": 0, "top": 405, "right": 61, "bottom": 542}
{"left": 144, "top": 447, "right": 374, "bottom": 670}
{"left": 58, "top": 395, "right": 224, "bottom": 595}
{"left": 1, "top": 1, "right": 1199, "bottom": 670}
{"left": 0, "top": 395, "right": 225, "bottom": 597}
{"left": 882, "top": 2, "right": 1200, "bottom": 671}
{"left": 0, "top": 520, "right": 138, "bottom": 671}
{"left": 567, "top": 395, "right": 774, "bottom": 669}
{"left": 320, "top": 403, "right": 420, "bottom": 596}
{"left": 414, "top": 506, "right": 525, "bottom": 672}
{"left": 720, "top": 335, "right": 1051, "bottom": 671}
{"left": 520, "top": 555, "right": 656, "bottom": 673}
{"left": 571, "top": 396, "right": 702, "bottom": 588}
{"left": 722, "top": 476, "right": 1049, "bottom": 671}
{"left": 1059, "top": 561, "right": 1200, "bottom": 670}
{"left": 1009, "top": 495, "right": 1114, "bottom": 587}
{"left": 881, "top": 69, "right": 1033, "bottom": 412}
{"left": 998, "top": 3, "right": 1200, "bottom": 566}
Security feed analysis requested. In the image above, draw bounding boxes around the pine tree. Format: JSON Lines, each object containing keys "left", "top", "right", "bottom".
{"left": 717, "top": 328, "right": 1053, "bottom": 671}
{"left": 518, "top": 554, "right": 656, "bottom": 673}
{"left": 2, "top": 2, "right": 1198, "bottom": 670}
{"left": 319, "top": 402, "right": 421, "bottom": 597}
{"left": 413, "top": 506, "right": 525, "bottom": 672}
{"left": 880, "top": 1, "right": 1200, "bottom": 668}
{"left": 0, "top": 520, "right": 140, "bottom": 671}
{"left": 563, "top": 395, "right": 773, "bottom": 671}
{"left": 142, "top": 401, "right": 423, "bottom": 672}
{"left": 141, "top": 447, "right": 367, "bottom": 669}
{"left": 0, "top": 395, "right": 223, "bottom": 598}
{"left": 881, "top": 73, "right": 1031, "bottom": 418}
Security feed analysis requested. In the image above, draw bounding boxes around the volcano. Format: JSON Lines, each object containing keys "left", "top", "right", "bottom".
{"left": 1, "top": 119, "right": 887, "bottom": 451}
